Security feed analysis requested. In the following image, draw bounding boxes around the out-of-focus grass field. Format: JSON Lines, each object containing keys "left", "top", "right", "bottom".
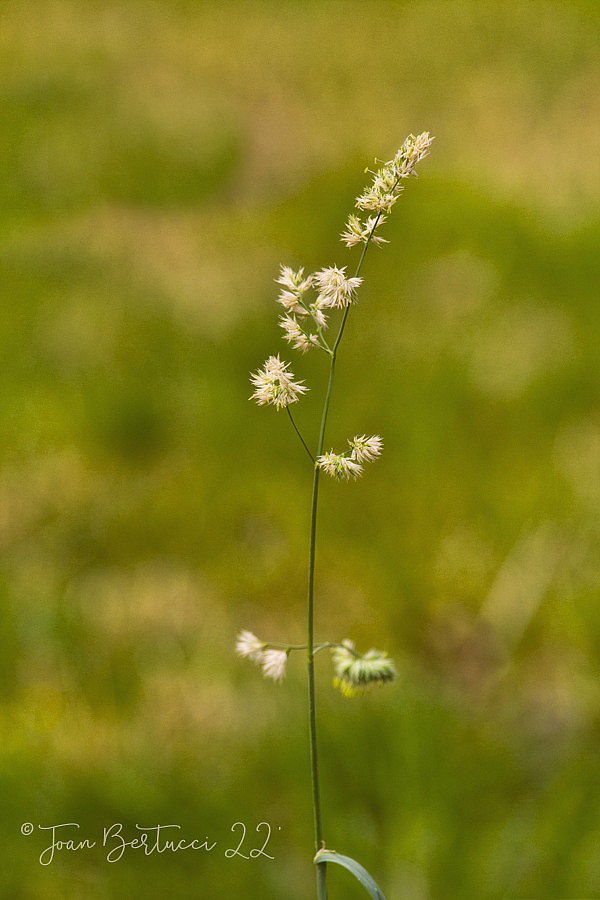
{"left": 2, "top": 1, "right": 600, "bottom": 897}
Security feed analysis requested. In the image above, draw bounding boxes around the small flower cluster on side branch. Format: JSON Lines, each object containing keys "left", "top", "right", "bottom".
{"left": 236, "top": 631, "right": 397, "bottom": 697}
{"left": 236, "top": 631, "right": 288, "bottom": 682}
{"left": 249, "top": 355, "right": 307, "bottom": 409}
{"left": 331, "top": 640, "right": 397, "bottom": 698}
{"left": 317, "top": 435, "right": 383, "bottom": 481}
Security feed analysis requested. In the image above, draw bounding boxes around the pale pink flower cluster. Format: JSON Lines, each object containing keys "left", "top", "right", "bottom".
{"left": 236, "top": 630, "right": 288, "bottom": 682}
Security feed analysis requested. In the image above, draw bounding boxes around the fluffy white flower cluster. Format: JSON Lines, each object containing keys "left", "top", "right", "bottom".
{"left": 340, "top": 213, "right": 389, "bottom": 248}
{"left": 316, "top": 451, "right": 363, "bottom": 481}
{"left": 313, "top": 266, "right": 362, "bottom": 308}
{"left": 235, "top": 630, "right": 288, "bottom": 682}
{"left": 250, "top": 355, "right": 307, "bottom": 409}
{"left": 341, "top": 132, "right": 433, "bottom": 248}
{"left": 348, "top": 434, "right": 384, "bottom": 462}
{"left": 274, "top": 264, "right": 363, "bottom": 354}
{"left": 317, "top": 434, "right": 383, "bottom": 480}
{"left": 331, "top": 639, "right": 397, "bottom": 697}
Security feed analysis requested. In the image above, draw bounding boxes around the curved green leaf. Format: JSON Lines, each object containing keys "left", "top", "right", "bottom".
{"left": 314, "top": 849, "right": 388, "bottom": 900}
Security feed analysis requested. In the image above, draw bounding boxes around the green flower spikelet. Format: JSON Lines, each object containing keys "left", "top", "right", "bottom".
{"left": 331, "top": 640, "right": 397, "bottom": 697}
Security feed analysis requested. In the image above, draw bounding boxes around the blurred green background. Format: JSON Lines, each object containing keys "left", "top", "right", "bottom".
{"left": 2, "top": 0, "right": 600, "bottom": 897}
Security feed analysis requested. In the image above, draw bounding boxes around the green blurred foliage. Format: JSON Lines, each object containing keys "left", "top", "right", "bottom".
{"left": 2, "top": 0, "right": 600, "bottom": 897}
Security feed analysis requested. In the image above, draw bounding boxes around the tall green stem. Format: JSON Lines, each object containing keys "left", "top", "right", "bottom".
{"left": 307, "top": 220, "right": 381, "bottom": 900}
{"left": 307, "top": 363, "right": 334, "bottom": 900}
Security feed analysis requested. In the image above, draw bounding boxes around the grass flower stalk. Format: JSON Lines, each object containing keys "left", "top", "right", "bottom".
{"left": 239, "top": 133, "right": 433, "bottom": 900}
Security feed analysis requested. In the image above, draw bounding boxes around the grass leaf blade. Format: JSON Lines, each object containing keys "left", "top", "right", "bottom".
{"left": 314, "top": 849, "right": 388, "bottom": 900}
